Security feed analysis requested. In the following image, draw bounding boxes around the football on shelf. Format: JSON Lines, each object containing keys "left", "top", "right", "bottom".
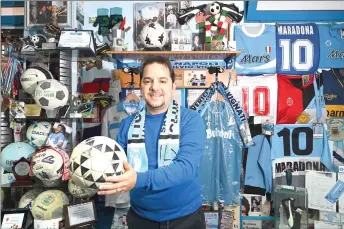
{"left": 1, "top": 142, "right": 35, "bottom": 172}
{"left": 139, "top": 22, "right": 168, "bottom": 50}
{"left": 34, "top": 79, "right": 69, "bottom": 110}
{"left": 70, "top": 136, "right": 127, "bottom": 189}
{"left": 31, "top": 190, "right": 69, "bottom": 220}
{"left": 20, "top": 66, "right": 53, "bottom": 95}
{"left": 31, "top": 147, "right": 65, "bottom": 181}
{"left": 68, "top": 179, "right": 97, "bottom": 199}
{"left": 26, "top": 122, "right": 52, "bottom": 148}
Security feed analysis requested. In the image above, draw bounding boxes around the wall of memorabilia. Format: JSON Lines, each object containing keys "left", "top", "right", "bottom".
{"left": 1, "top": 1, "right": 344, "bottom": 229}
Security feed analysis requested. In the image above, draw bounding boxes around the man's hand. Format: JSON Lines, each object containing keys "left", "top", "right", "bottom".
{"left": 97, "top": 160, "right": 137, "bottom": 195}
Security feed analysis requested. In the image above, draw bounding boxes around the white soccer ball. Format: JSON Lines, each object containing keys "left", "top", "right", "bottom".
{"left": 68, "top": 179, "right": 97, "bottom": 199}
{"left": 19, "top": 189, "right": 43, "bottom": 209}
{"left": 31, "top": 190, "right": 69, "bottom": 220}
{"left": 31, "top": 147, "right": 64, "bottom": 181}
{"left": 20, "top": 67, "right": 53, "bottom": 95}
{"left": 210, "top": 2, "right": 221, "bottom": 15}
{"left": 34, "top": 79, "right": 69, "bottom": 110}
{"left": 26, "top": 122, "right": 52, "bottom": 148}
{"left": 70, "top": 136, "right": 127, "bottom": 189}
{"left": 139, "top": 22, "right": 168, "bottom": 49}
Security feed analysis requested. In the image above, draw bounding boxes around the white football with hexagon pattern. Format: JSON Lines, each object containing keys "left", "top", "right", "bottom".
{"left": 70, "top": 136, "right": 127, "bottom": 189}
{"left": 31, "top": 148, "right": 64, "bottom": 181}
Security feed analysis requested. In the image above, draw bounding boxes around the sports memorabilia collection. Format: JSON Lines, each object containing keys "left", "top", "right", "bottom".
{"left": 1, "top": 1, "right": 344, "bottom": 229}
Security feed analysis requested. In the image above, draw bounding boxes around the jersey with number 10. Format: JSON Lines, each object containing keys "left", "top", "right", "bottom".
{"left": 271, "top": 124, "right": 334, "bottom": 188}
{"left": 276, "top": 23, "right": 320, "bottom": 74}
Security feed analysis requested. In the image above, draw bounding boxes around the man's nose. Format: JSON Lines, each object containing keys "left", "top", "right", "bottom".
{"left": 151, "top": 80, "right": 160, "bottom": 90}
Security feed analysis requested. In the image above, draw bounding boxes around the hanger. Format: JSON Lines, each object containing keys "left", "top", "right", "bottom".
{"left": 208, "top": 67, "right": 225, "bottom": 103}
{"left": 123, "top": 67, "right": 140, "bottom": 103}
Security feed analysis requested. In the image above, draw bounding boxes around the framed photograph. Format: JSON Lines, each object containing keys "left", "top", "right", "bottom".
{"left": 44, "top": 122, "right": 71, "bottom": 151}
{"left": 192, "top": 32, "right": 204, "bottom": 51}
{"left": 25, "top": 1, "right": 72, "bottom": 28}
{"left": 165, "top": 2, "right": 179, "bottom": 29}
{"left": 184, "top": 70, "right": 207, "bottom": 87}
{"left": 204, "top": 211, "right": 219, "bottom": 229}
{"left": 1, "top": 208, "right": 29, "bottom": 229}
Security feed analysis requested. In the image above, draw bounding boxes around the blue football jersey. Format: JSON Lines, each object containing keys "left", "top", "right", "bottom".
{"left": 234, "top": 24, "right": 276, "bottom": 75}
{"left": 318, "top": 24, "right": 344, "bottom": 68}
{"left": 276, "top": 23, "right": 320, "bottom": 74}
{"left": 271, "top": 124, "right": 334, "bottom": 188}
{"left": 322, "top": 69, "right": 344, "bottom": 118}
{"left": 244, "top": 135, "right": 272, "bottom": 193}
{"left": 200, "top": 101, "right": 244, "bottom": 205}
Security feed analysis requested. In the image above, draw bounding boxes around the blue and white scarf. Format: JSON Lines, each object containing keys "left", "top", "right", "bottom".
{"left": 127, "top": 100, "right": 180, "bottom": 172}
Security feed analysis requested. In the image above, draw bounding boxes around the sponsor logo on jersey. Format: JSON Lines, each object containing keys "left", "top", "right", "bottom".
{"left": 327, "top": 50, "right": 344, "bottom": 59}
{"left": 277, "top": 25, "right": 315, "bottom": 36}
{"left": 206, "top": 128, "right": 233, "bottom": 139}
{"left": 275, "top": 160, "right": 327, "bottom": 174}
{"left": 240, "top": 54, "right": 270, "bottom": 64}
{"left": 326, "top": 105, "right": 344, "bottom": 117}
{"left": 324, "top": 94, "right": 338, "bottom": 100}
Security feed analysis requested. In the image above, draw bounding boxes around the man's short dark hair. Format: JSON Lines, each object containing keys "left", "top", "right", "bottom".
{"left": 140, "top": 55, "right": 175, "bottom": 83}
{"left": 242, "top": 197, "right": 250, "bottom": 215}
{"left": 57, "top": 124, "right": 66, "bottom": 134}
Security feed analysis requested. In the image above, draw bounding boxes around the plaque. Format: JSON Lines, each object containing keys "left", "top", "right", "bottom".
{"left": 1, "top": 208, "right": 29, "bottom": 229}
{"left": 64, "top": 200, "right": 97, "bottom": 228}
{"left": 11, "top": 157, "right": 32, "bottom": 187}
{"left": 58, "top": 30, "right": 96, "bottom": 56}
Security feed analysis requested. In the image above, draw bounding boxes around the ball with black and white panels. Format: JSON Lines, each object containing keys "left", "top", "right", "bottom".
{"left": 31, "top": 147, "right": 65, "bottom": 182}
{"left": 34, "top": 79, "right": 69, "bottom": 110}
{"left": 20, "top": 67, "right": 53, "bottom": 95}
{"left": 210, "top": 2, "right": 221, "bottom": 15}
{"left": 70, "top": 136, "right": 127, "bottom": 190}
{"left": 139, "top": 22, "right": 169, "bottom": 49}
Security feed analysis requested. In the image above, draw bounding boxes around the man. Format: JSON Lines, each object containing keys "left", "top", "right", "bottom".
{"left": 242, "top": 197, "right": 250, "bottom": 216}
{"left": 46, "top": 124, "right": 65, "bottom": 149}
{"left": 98, "top": 55, "right": 206, "bottom": 229}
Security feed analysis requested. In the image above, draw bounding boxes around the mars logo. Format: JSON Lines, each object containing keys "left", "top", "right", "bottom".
{"left": 328, "top": 50, "right": 344, "bottom": 59}
{"left": 286, "top": 97, "right": 293, "bottom": 106}
{"left": 240, "top": 54, "right": 270, "bottom": 64}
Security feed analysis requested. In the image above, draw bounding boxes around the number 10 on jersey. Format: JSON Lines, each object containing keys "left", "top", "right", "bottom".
{"left": 279, "top": 39, "right": 314, "bottom": 72}
{"left": 241, "top": 86, "right": 270, "bottom": 116}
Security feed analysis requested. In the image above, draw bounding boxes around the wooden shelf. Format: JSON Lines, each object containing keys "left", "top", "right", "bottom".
{"left": 106, "top": 50, "right": 241, "bottom": 61}
{"left": 105, "top": 50, "right": 241, "bottom": 55}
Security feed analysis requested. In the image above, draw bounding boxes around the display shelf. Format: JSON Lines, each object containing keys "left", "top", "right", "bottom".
{"left": 106, "top": 50, "right": 241, "bottom": 61}
{"left": 10, "top": 48, "right": 96, "bottom": 62}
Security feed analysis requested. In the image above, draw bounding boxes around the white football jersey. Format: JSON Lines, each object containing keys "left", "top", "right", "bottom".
{"left": 229, "top": 74, "right": 277, "bottom": 123}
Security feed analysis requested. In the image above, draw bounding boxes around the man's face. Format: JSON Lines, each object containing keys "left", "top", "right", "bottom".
{"left": 194, "top": 36, "right": 199, "bottom": 43}
{"left": 242, "top": 205, "right": 247, "bottom": 216}
{"left": 55, "top": 126, "right": 62, "bottom": 133}
{"left": 140, "top": 62, "right": 175, "bottom": 114}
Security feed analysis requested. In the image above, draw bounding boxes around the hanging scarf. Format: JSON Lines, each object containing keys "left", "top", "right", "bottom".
{"left": 190, "top": 81, "right": 252, "bottom": 147}
{"left": 127, "top": 100, "right": 180, "bottom": 172}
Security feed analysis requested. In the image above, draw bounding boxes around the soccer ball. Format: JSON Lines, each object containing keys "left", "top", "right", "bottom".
{"left": 31, "top": 147, "right": 65, "bottom": 181}
{"left": 26, "top": 122, "right": 52, "bottom": 148}
{"left": 68, "top": 179, "right": 97, "bottom": 199}
{"left": 19, "top": 189, "right": 44, "bottom": 209}
{"left": 20, "top": 67, "right": 53, "bottom": 95}
{"left": 30, "top": 34, "right": 47, "bottom": 48}
{"left": 34, "top": 79, "right": 69, "bottom": 110}
{"left": 210, "top": 2, "right": 221, "bottom": 15}
{"left": 31, "top": 190, "right": 69, "bottom": 220}
{"left": 70, "top": 136, "right": 127, "bottom": 189}
{"left": 1, "top": 142, "right": 35, "bottom": 172}
{"left": 139, "top": 22, "right": 168, "bottom": 50}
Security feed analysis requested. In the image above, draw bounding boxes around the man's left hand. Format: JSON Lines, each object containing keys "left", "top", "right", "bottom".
{"left": 97, "top": 160, "right": 137, "bottom": 195}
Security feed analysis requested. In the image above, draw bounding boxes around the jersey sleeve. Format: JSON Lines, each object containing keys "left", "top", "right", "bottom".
{"left": 258, "top": 136, "right": 273, "bottom": 193}
{"left": 322, "top": 130, "right": 335, "bottom": 172}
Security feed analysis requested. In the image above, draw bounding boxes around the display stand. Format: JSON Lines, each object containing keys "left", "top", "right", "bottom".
{"left": 274, "top": 185, "right": 308, "bottom": 229}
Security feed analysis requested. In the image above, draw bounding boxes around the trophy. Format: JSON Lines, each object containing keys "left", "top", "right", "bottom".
{"left": 11, "top": 157, "right": 32, "bottom": 187}
{"left": 43, "top": 3, "right": 66, "bottom": 49}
